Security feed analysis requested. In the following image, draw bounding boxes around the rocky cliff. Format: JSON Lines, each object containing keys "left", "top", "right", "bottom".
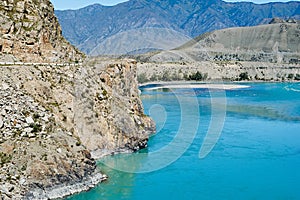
{"left": 0, "top": 0, "right": 155, "bottom": 199}
{"left": 0, "top": 58, "right": 155, "bottom": 199}
{"left": 74, "top": 58, "right": 155, "bottom": 159}
{"left": 0, "top": 0, "right": 83, "bottom": 63}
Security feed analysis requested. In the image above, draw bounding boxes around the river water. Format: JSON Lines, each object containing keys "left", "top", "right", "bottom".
{"left": 68, "top": 83, "right": 300, "bottom": 200}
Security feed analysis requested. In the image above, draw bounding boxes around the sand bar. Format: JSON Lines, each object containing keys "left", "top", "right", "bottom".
{"left": 140, "top": 82, "right": 250, "bottom": 90}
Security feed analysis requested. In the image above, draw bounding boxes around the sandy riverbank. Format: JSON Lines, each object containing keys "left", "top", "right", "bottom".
{"left": 139, "top": 81, "right": 250, "bottom": 90}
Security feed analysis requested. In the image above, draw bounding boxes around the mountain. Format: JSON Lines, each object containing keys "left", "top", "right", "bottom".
{"left": 89, "top": 27, "right": 191, "bottom": 56}
{"left": 147, "top": 19, "right": 300, "bottom": 63}
{"left": 55, "top": 0, "right": 300, "bottom": 55}
{"left": 136, "top": 20, "right": 300, "bottom": 83}
{"left": 0, "top": 0, "right": 83, "bottom": 62}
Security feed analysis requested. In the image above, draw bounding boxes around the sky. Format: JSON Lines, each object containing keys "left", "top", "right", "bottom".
{"left": 50, "top": 0, "right": 300, "bottom": 10}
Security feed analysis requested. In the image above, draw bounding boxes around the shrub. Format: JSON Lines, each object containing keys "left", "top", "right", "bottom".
{"left": 161, "top": 71, "right": 171, "bottom": 81}
{"left": 102, "top": 89, "right": 108, "bottom": 96}
{"left": 150, "top": 74, "right": 158, "bottom": 81}
{"left": 0, "top": 152, "right": 12, "bottom": 166}
{"left": 239, "top": 72, "right": 249, "bottom": 81}
{"left": 288, "top": 74, "right": 294, "bottom": 79}
{"left": 137, "top": 73, "right": 149, "bottom": 83}
{"left": 185, "top": 71, "right": 206, "bottom": 81}
{"left": 190, "top": 71, "right": 203, "bottom": 81}
{"left": 295, "top": 74, "right": 300, "bottom": 81}
{"left": 30, "top": 123, "right": 42, "bottom": 133}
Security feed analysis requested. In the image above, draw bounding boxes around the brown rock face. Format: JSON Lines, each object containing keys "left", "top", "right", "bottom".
{"left": 0, "top": 58, "right": 155, "bottom": 199}
{"left": 74, "top": 58, "right": 156, "bottom": 159}
{"left": 0, "top": 0, "right": 83, "bottom": 63}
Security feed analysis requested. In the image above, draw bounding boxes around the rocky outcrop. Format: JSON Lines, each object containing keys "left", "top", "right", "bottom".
{"left": 0, "top": 58, "right": 155, "bottom": 199}
{"left": 74, "top": 58, "right": 155, "bottom": 159}
{"left": 0, "top": 0, "right": 83, "bottom": 63}
{"left": 0, "top": 65, "right": 104, "bottom": 199}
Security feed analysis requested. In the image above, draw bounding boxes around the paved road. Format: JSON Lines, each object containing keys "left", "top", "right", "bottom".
{"left": 0, "top": 61, "right": 83, "bottom": 66}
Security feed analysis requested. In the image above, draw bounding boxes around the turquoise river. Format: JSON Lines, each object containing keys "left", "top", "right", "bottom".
{"left": 67, "top": 83, "right": 300, "bottom": 200}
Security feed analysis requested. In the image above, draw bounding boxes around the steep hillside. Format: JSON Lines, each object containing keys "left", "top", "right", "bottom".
{"left": 0, "top": 0, "right": 83, "bottom": 62}
{"left": 90, "top": 28, "right": 191, "bottom": 56}
{"left": 55, "top": 0, "right": 300, "bottom": 55}
{"left": 136, "top": 20, "right": 300, "bottom": 82}
{"left": 0, "top": 59, "right": 155, "bottom": 199}
{"left": 0, "top": 0, "right": 155, "bottom": 199}
{"left": 148, "top": 21, "right": 300, "bottom": 64}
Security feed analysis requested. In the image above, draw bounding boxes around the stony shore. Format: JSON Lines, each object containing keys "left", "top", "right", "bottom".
{"left": 24, "top": 172, "right": 107, "bottom": 200}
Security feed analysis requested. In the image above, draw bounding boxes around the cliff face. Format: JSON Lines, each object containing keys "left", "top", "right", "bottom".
{"left": 74, "top": 58, "right": 155, "bottom": 159}
{"left": 0, "top": 64, "right": 103, "bottom": 199}
{"left": 0, "top": 0, "right": 83, "bottom": 63}
{"left": 0, "top": 59, "right": 155, "bottom": 199}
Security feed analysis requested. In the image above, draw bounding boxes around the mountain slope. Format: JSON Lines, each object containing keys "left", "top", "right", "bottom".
{"left": 89, "top": 27, "right": 191, "bottom": 56}
{"left": 55, "top": 0, "right": 300, "bottom": 55}
{"left": 146, "top": 20, "right": 300, "bottom": 64}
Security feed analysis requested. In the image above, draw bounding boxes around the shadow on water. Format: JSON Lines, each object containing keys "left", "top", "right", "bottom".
{"left": 226, "top": 104, "right": 300, "bottom": 122}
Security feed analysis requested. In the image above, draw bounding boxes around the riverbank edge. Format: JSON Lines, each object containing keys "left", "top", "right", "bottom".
{"left": 139, "top": 80, "right": 300, "bottom": 86}
{"left": 24, "top": 171, "right": 108, "bottom": 199}
{"left": 139, "top": 80, "right": 300, "bottom": 89}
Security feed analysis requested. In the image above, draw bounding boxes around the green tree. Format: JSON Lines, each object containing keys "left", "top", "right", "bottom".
{"left": 239, "top": 72, "right": 249, "bottom": 81}
{"left": 189, "top": 71, "right": 203, "bottom": 81}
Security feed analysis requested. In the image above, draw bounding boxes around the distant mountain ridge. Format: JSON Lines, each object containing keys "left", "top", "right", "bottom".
{"left": 55, "top": 0, "right": 300, "bottom": 55}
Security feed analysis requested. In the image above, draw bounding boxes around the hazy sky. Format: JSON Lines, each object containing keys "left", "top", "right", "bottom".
{"left": 50, "top": 0, "right": 300, "bottom": 10}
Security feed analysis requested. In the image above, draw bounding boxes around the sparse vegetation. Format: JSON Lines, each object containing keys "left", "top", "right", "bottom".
{"left": 102, "top": 89, "right": 108, "bottom": 96}
{"left": 288, "top": 74, "right": 294, "bottom": 79}
{"left": 185, "top": 71, "right": 207, "bottom": 81}
{"left": 149, "top": 74, "right": 159, "bottom": 81}
{"left": 161, "top": 71, "right": 171, "bottom": 81}
{"left": 138, "top": 72, "right": 149, "bottom": 83}
{"left": 29, "top": 123, "right": 42, "bottom": 133}
{"left": 0, "top": 152, "right": 12, "bottom": 167}
{"left": 50, "top": 102, "right": 60, "bottom": 107}
{"left": 41, "top": 153, "right": 48, "bottom": 161}
{"left": 295, "top": 74, "right": 300, "bottom": 81}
